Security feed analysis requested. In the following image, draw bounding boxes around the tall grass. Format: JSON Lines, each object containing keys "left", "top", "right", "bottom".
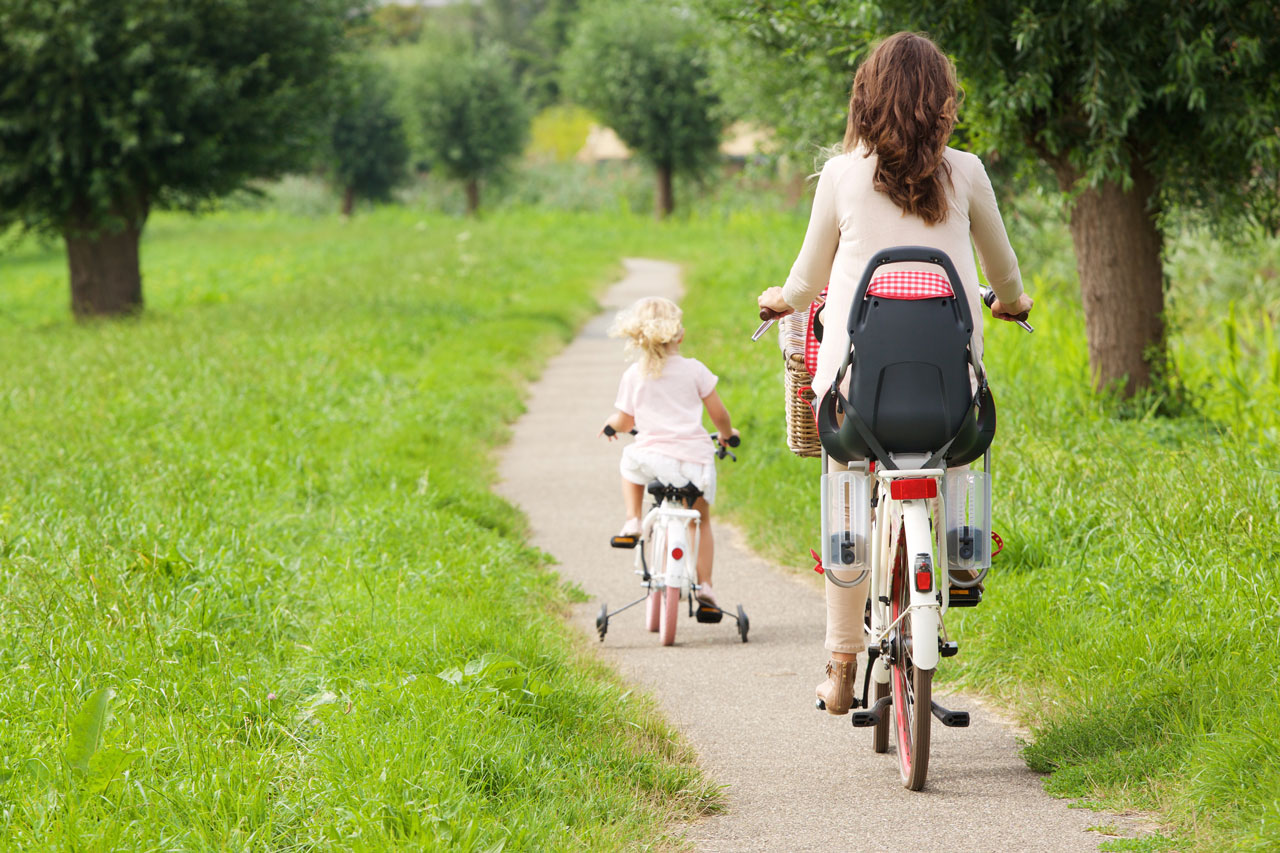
{"left": 0, "top": 207, "right": 719, "bottom": 849}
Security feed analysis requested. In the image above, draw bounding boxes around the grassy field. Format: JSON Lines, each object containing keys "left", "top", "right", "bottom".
{"left": 0, "top": 207, "right": 723, "bottom": 850}
{"left": 672, "top": 200, "right": 1280, "bottom": 852}
{"left": 3, "top": 184, "right": 1278, "bottom": 851}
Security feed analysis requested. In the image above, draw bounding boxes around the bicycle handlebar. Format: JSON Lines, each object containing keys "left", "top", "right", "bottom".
{"left": 979, "top": 286, "right": 1034, "bottom": 333}
{"left": 709, "top": 432, "right": 739, "bottom": 461}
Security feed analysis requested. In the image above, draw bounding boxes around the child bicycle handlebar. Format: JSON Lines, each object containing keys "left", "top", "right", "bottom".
{"left": 602, "top": 424, "right": 740, "bottom": 461}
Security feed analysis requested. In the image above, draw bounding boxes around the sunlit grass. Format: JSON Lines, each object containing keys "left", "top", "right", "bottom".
{"left": 3, "top": 194, "right": 1278, "bottom": 851}
{"left": 0, "top": 207, "right": 718, "bottom": 849}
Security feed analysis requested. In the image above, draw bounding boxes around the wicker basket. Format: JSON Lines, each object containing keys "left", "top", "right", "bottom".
{"left": 779, "top": 312, "right": 822, "bottom": 457}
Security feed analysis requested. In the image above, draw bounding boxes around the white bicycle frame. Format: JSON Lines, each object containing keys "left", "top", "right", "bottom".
{"left": 827, "top": 452, "right": 962, "bottom": 688}
{"left": 637, "top": 500, "right": 702, "bottom": 595}
{"left": 868, "top": 463, "right": 944, "bottom": 681}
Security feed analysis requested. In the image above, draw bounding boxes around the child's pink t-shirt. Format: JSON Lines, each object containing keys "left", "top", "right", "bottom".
{"left": 615, "top": 355, "right": 718, "bottom": 464}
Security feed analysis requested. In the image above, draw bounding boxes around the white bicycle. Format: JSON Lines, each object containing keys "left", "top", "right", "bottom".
{"left": 759, "top": 245, "right": 1029, "bottom": 789}
{"left": 596, "top": 432, "right": 748, "bottom": 646}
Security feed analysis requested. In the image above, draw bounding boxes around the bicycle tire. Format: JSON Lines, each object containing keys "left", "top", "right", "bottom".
{"left": 645, "top": 588, "right": 661, "bottom": 632}
{"left": 890, "top": 528, "right": 932, "bottom": 790}
{"left": 659, "top": 585, "right": 680, "bottom": 646}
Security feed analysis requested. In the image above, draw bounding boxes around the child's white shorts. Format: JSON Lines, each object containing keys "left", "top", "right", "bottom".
{"left": 620, "top": 444, "right": 716, "bottom": 505}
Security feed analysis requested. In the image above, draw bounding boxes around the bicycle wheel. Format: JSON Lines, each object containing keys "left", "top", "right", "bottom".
{"left": 889, "top": 528, "right": 932, "bottom": 790}
{"left": 659, "top": 585, "right": 680, "bottom": 646}
{"left": 645, "top": 588, "right": 661, "bottom": 632}
{"left": 646, "top": 530, "right": 665, "bottom": 633}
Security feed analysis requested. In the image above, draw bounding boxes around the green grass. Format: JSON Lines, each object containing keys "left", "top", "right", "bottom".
{"left": 0, "top": 207, "right": 721, "bottom": 849}
{"left": 5, "top": 187, "right": 1279, "bottom": 851}
{"left": 672, "top": 200, "right": 1280, "bottom": 852}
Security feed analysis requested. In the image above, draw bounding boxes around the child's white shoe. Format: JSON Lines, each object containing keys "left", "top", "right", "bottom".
{"left": 695, "top": 583, "right": 718, "bottom": 609}
{"left": 618, "top": 518, "right": 641, "bottom": 537}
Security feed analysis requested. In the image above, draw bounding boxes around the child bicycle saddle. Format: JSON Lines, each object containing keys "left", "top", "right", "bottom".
{"left": 817, "top": 246, "right": 996, "bottom": 469}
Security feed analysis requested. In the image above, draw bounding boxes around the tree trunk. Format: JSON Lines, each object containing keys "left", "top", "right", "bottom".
{"left": 1056, "top": 164, "right": 1166, "bottom": 396}
{"left": 341, "top": 185, "right": 355, "bottom": 217}
{"left": 65, "top": 220, "right": 145, "bottom": 318}
{"left": 464, "top": 179, "right": 480, "bottom": 215}
{"left": 656, "top": 165, "right": 674, "bottom": 219}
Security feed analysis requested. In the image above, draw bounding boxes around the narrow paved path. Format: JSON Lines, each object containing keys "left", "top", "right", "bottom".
{"left": 497, "top": 259, "right": 1143, "bottom": 852}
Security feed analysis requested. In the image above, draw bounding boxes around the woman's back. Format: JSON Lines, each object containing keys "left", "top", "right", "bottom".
{"left": 783, "top": 145, "right": 1023, "bottom": 396}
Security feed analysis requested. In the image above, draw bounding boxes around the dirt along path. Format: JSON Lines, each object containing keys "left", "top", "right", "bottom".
{"left": 497, "top": 259, "right": 1145, "bottom": 852}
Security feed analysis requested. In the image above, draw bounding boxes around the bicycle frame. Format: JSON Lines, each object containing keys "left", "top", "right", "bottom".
{"left": 638, "top": 501, "right": 701, "bottom": 594}
{"left": 824, "top": 453, "right": 954, "bottom": 685}
{"left": 867, "top": 463, "right": 944, "bottom": 676}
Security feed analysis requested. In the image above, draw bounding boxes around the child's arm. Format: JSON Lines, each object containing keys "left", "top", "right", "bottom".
{"left": 600, "top": 409, "right": 635, "bottom": 440}
{"left": 702, "top": 391, "right": 737, "bottom": 445}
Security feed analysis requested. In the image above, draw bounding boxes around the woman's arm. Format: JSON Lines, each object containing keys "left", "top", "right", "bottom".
{"left": 775, "top": 159, "right": 843, "bottom": 313}
{"left": 969, "top": 158, "right": 1025, "bottom": 308}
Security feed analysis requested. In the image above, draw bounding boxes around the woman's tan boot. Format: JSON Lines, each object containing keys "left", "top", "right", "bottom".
{"left": 814, "top": 658, "right": 857, "bottom": 715}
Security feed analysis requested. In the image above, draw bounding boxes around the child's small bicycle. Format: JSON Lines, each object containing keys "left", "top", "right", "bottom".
{"left": 596, "top": 431, "right": 749, "bottom": 646}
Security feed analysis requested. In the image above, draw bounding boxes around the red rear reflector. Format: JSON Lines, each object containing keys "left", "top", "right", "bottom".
{"left": 889, "top": 478, "right": 938, "bottom": 500}
{"left": 915, "top": 568, "right": 932, "bottom": 592}
{"left": 671, "top": 547, "right": 684, "bottom": 561}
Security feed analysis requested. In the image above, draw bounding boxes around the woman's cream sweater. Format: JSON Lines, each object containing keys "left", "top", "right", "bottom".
{"left": 781, "top": 146, "right": 1025, "bottom": 396}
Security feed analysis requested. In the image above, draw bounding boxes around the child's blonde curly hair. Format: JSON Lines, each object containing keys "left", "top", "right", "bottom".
{"left": 610, "top": 296, "right": 683, "bottom": 376}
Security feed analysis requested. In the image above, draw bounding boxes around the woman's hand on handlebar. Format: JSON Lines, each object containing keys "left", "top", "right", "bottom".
{"left": 990, "top": 292, "right": 1034, "bottom": 323}
{"left": 757, "top": 286, "right": 794, "bottom": 320}
{"left": 716, "top": 428, "right": 740, "bottom": 447}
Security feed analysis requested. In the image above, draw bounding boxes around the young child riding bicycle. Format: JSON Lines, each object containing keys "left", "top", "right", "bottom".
{"left": 600, "top": 296, "right": 738, "bottom": 609}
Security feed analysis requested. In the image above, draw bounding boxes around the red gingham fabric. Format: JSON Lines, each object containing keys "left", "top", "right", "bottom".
{"left": 803, "top": 287, "right": 827, "bottom": 376}
{"left": 866, "top": 270, "right": 953, "bottom": 300}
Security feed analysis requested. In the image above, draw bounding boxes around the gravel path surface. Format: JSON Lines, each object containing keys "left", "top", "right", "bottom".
{"left": 497, "top": 259, "right": 1145, "bottom": 852}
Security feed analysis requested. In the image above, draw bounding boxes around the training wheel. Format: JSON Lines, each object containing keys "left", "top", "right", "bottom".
{"left": 596, "top": 603, "right": 608, "bottom": 641}
{"left": 737, "top": 605, "right": 749, "bottom": 643}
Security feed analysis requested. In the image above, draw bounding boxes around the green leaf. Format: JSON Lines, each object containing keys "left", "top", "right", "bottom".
{"left": 65, "top": 687, "right": 114, "bottom": 776}
{"left": 84, "top": 747, "right": 140, "bottom": 795}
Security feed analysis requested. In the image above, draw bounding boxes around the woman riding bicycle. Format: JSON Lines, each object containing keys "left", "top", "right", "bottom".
{"left": 757, "top": 32, "right": 1034, "bottom": 715}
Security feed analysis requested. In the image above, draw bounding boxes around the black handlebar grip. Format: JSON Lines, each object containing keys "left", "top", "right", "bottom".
{"left": 983, "top": 288, "right": 1030, "bottom": 322}
{"left": 602, "top": 424, "right": 616, "bottom": 437}
{"left": 727, "top": 434, "right": 741, "bottom": 447}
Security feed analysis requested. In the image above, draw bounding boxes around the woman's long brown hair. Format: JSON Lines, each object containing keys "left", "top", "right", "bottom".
{"left": 844, "top": 32, "right": 960, "bottom": 225}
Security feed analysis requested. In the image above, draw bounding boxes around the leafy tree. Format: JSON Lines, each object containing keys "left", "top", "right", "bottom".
{"left": 562, "top": 1, "right": 724, "bottom": 218}
{"left": 412, "top": 46, "right": 530, "bottom": 215}
{"left": 0, "top": 0, "right": 348, "bottom": 317}
{"left": 472, "top": 0, "right": 582, "bottom": 109}
{"left": 712, "top": 1, "right": 1280, "bottom": 396}
{"left": 328, "top": 63, "right": 410, "bottom": 216}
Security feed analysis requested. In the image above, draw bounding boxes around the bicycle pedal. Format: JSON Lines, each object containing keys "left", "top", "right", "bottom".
{"left": 939, "top": 640, "right": 959, "bottom": 658}
{"left": 610, "top": 535, "right": 639, "bottom": 549}
{"left": 930, "top": 701, "right": 970, "bottom": 727}
{"left": 695, "top": 604, "right": 723, "bottom": 623}
{"left": 946, "top": 585, "right": 982, "bottom": 607}
{"left": 850, "top": 710, "right": 880, "bottom": 727}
